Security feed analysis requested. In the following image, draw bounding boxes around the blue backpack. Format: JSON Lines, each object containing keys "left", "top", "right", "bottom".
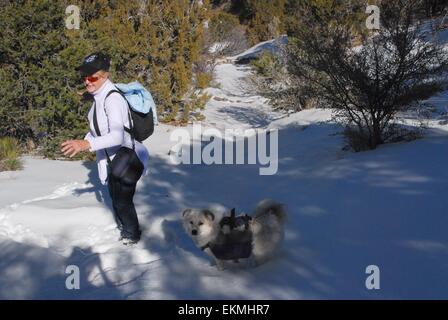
{"left": 107, "top": 82, "right": 158, "bottom": 142}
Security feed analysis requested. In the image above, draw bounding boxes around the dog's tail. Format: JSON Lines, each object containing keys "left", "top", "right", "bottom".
{"left": 252, "top": 199, "right": 286, "bottom": 224}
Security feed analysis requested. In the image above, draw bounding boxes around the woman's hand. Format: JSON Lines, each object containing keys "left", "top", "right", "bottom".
{"left": 61, "top": 140, "right": 91, "bottom": 158}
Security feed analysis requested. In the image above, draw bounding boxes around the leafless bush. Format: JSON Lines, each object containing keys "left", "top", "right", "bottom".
{"left": 287, "top": 0, "right": 448, "bottom": 150}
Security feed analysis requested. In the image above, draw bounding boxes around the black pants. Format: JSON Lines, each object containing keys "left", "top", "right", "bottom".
{"left": 107, "top": 175, "right": 141, "bottom": 240}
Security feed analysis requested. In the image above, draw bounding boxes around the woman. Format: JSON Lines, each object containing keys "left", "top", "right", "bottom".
{"left": 61, "top": 52, "right": 149, "bottom": 245}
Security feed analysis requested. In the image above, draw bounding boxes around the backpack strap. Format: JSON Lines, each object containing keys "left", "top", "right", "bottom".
{"left": 218, "top": 208, "right": 252, "bottom": 231}
{"left": 91, "top": 89, "right": 136, "bottom": 164}
{"left": 92, "top": 102, "right": 112, "bottom": 164}
{"left": 105, "top": 89, "right": 136, "bottom": 150}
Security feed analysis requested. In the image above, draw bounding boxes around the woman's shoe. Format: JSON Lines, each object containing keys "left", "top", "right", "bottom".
{"left": 119, "top": 229, "right": 141, "bottom": 245}
{"left": 121, "top": 237, "right": 139, "bottom": 246}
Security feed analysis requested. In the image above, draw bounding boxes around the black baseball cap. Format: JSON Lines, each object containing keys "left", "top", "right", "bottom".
{"left": 76, "top": 52, "right": 110, "bottom": 76}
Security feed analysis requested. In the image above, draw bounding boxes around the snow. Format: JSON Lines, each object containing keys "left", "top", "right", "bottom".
{"left": 1, "top": 42, "right": 448, "bottom": 299}
{"left": 229, "top": 35, "right": 288, "bottom": 63}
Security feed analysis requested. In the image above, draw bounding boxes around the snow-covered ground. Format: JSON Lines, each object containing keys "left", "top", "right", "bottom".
{"left": 1, "top": 44, "right": 448, "bottom": 299}
{"left": 230, "top": 34, "right": 288, "bottom": 64}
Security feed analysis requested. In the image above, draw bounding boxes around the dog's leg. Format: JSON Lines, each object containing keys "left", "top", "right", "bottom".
{"left": 209, "top": 257, "right": 225, "bottom": 271}
{"left": 215, "top": 259, "right": 225, "bottom": 271}
{"left": 203, "top": 247, "right": 225, "bottom": 271}
{"left": 247, "top": 255, "right": 258, "bottom": 268}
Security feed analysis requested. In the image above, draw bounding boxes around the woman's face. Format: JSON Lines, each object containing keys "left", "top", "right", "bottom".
{"left": 84, "top": 70, "right": 108, "bottom": 93}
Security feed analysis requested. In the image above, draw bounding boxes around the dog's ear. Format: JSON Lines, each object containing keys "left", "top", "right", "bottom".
{"left": 182, "top": 209, "right": 192, "bottom": 218}
{"left": 203, "top": 209, "right": 215, "bottom": 221}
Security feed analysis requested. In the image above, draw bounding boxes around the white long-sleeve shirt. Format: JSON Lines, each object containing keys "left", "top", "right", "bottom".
{"left": 84, "top": 79, "right": 149, "bottom": 185}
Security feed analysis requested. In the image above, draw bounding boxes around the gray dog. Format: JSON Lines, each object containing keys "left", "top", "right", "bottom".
{"left": 182, "top": 199, "right": 286, "bottom": 270}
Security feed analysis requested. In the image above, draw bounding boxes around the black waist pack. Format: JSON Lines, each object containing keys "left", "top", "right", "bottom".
{"left": 108, "top": 147, "right": 143, "bottom": 184}
{"left": 93, "top": 99, "right": 143, "bottom": 184}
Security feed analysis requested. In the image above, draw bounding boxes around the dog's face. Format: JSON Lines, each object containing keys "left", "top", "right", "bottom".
{"left": 182, "top": 208, "right": 216, "bottom": 243}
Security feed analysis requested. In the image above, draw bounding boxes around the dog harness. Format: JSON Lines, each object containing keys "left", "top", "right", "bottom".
{"left": 201, "top": 209, "right": 253, "bottom": 261}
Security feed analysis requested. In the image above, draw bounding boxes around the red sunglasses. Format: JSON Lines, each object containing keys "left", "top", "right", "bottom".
{"left": 83, "top": 75, "right": 100, "bottom": 83}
